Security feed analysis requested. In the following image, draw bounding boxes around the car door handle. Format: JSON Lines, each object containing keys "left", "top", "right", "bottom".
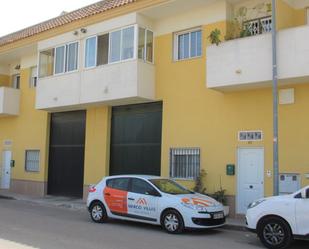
{"left": 128, "top": 198, "right": 135, "bottom": 201}
{"left": 105, "top": 193, "right": 111, "bottom": 196}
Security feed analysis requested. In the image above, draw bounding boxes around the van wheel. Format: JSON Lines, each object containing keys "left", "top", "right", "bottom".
{"left": 90, "top": 201, "right": 107, "bottom": 223}
{"left": 257, "top": 217, "right": 292, "bottom": 249}
{"left": 161, "top": 209, "right": 184, "bottom": 234}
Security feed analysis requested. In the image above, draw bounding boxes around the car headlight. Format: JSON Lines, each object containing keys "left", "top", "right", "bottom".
{"left": 248, "top": 199, "right": 266, "bottom": 209}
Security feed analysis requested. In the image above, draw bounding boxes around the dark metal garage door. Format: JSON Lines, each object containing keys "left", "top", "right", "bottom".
{"left": 48, "top": 111, "right": 86, "bottom": 198}
{"left": 110, "top": 102, "right": 162, "bottom": 176}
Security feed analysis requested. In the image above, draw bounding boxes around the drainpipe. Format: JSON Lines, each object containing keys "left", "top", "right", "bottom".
{"left": 271, "top": 0, "right": 279, "bottom": 196}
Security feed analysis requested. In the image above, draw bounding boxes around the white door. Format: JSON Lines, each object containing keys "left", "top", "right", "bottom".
{"left": 1, "top": 151, "right": 12, "bottom": 189}
{"left": 237, "top": 148, "right": 264, "bottom": 214}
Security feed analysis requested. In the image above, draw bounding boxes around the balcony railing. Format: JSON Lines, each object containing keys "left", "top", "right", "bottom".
{"left": 244, "top": 16, "right": 272, "bottom": 36}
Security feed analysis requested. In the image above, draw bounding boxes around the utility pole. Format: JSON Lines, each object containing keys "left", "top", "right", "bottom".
{"left": 271, "top": 0, "right": 279, "bottom": 196}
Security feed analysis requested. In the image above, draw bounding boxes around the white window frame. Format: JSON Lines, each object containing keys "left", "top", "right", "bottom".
{"left": 174, "top": 27, "right": 202, "bottom": 61}
{"left": 54, "top": 45, "right": 67, "bottom": 75}
{"left": 138, "top": 26, "right": 154, "bottom": 64}
{"left": 38, "top": 48, "right": 54, "bottom": 79}
{"left": 66, "top": 41, "right": 79, "bottom": 73}
{"left": 12, "top": 74, "right": 20, "bottom": 89}
{"left": 108, "top": 25, "right": 137, "bottom": 65}
{"left": 25, "top": 150, "right": 40, "bottom": 173}
{"left": 170, "top": 147, "right": 200, "bottom": 180}
{"left": 84, "top": 35, "right": 98, "bottom": 69}
{"left": 29, "top": 66, "right": 38, "bottom": 88}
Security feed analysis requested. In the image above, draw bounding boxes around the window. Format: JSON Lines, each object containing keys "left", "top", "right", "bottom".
{"left": 109, "top": 30, "right": 122, "bottom": 63}
{"left": 307, "top": 8, "right": 309, "bottom": 25}
{"left": 25, "top": 150, "right": 40, "bottom": 172}
{"left": 106, "top": 178, "right": 130, "bottom": 191}
{"left": 122, "top": 26, "right": 135, "bottom": 60}
{"left": 97, "top": 34, "right": 109, "bottom": 66}
{"left": 306, "top": 188, "right": 309, "bottom": 198}
{"left": 170, "top": 148, "right": 200, "bottom": 179}
{"left": 12, "top": 74, "right": 20, "bottom": 89}
{"left": 39, "top": 49, "right": 54, "bottom": 78}
{"left": 109, "top": 26, "right": 135, "bottom": 63}
{"left": 150, "top": 179, "right": 192, "bottom": 195}
{"left": 138, "top": 28, "right": 154, "bottom": 63}
{"left": 66, "top": 42, "right": 78, "bottom": 72}
{"left": 85, "top": 37, "right": 97, "bottom": 68}
{"left": 174, "top": 29, "right": 202, "bottom": 61}
{"left": 131, "top": 178, "right": 157, "bottom": 195}
{"left": 29, "top": 66, "right": 37, "bottom": 88}
{"left": 54, "top": 45, "right": 66, "bottom": 74}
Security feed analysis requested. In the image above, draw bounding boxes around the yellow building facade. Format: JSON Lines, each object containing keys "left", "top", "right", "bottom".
{"left": 0, "top": 0, "right": 309, "bottom": 216}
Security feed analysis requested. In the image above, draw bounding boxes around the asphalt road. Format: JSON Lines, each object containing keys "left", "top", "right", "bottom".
{"left": 0, "top": 199, "right": 307, "bottom": 249}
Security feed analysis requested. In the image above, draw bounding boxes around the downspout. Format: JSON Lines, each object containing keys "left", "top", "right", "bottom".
{"left": 271, "top": 0, "right": 279, "bottom": 196}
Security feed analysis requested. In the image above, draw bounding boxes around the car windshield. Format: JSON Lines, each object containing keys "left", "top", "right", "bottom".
{"left": 150, "top": 179, "right": 193, "bottom": 195}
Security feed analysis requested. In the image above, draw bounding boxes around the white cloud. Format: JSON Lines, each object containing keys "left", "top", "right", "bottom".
{"left": 0, "top": 0, "right": 99, "bottom": 37}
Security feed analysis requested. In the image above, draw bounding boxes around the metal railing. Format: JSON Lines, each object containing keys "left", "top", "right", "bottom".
{"left": 244, "top": 16, "right": 272, "bottom": 36}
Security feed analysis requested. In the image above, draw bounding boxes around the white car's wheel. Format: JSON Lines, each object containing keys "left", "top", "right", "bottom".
{"left": 90, "top": 202, "right": 107, "bottom": 223}
{"left": 257, "top": 217, "right": 292, "bottom": 249}
{"left": 161, "top": 210, "right": 184, "bottom": 234}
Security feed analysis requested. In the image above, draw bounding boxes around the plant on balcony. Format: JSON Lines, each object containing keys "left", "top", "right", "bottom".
{"left": 225, "top": 3, "right": 272, "bottom": 41}
{"left": 208, "top": 29, "right": 222, "bottom": 46}
{"left": 193, "top": 169, "right": 207, "bottom": 194}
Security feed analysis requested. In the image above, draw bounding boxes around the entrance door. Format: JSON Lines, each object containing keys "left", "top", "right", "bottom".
{"left": 237, "top": 148, "right": 264, "bottom": 214}
{"left": 1, "top": 151, "right": 11, "bottom": 189}
{"left": 110, "top": 102, "right": 162, "bottom": 176}
{"left": 48, "top": 111, "right": 86, "bottom": 198}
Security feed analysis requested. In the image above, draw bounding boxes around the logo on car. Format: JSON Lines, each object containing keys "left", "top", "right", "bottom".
{"left": 136, "top": 198, "right": 147, "bottom": 206}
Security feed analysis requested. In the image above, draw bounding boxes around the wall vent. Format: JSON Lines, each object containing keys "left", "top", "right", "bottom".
{"left": 238, "top": 131, "right": 263, "bottom": 141}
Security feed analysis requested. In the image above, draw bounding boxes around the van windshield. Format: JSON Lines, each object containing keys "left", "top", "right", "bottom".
{"left": 150, "top": 179, "right": 193, "bottom": 195}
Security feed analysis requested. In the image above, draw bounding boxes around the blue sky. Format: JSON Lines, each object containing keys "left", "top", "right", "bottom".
{"left": 0, "top": 0, "right": 99, "bottom": 36}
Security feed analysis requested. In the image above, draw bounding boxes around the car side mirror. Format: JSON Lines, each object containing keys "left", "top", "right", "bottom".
{"left": 301, "top": 188, "right": 307, "bottom": 199}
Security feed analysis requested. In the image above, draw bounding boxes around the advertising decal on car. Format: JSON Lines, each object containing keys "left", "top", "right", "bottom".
{"left": 104, "top": 187, "right": 128, "bottom": 214}
{"left": 181, "top": 197, "right": 215, "bottom": 207}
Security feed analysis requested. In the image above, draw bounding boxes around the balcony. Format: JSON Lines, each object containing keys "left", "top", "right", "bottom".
{"left": 206, "top": 25, "right": 309, "bottom": 90}
{"left": 0, "top": 87, "right": 20, "bottom": 116}
{"left": 36, "top": 60, "right": 155, "bottom": 111}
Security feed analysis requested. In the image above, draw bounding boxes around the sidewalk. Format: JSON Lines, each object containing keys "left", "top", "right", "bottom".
{"left": 0, "top": 190, "right": 246, "bottom": 230}
{"left": 0, "top": 190, "right": 85, "bottom": 211}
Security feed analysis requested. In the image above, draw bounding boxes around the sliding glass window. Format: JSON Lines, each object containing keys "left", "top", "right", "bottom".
{"left": 54, "top": 46, "right": 66, "bottom": 74}
{"left": 121, "top": 26, "right": 134, "bottom": 60}
{"left": 66, "top": 42, "right": 78, "bottom": 72}
{"left": 85, "top": 37, "right": 97, "bottom": 68}
{"left": 39, "top": 49, "right": 54, "bottom": 78}
{"left": 138, "top": 27, "right": 153, "bottom": 63}
{"left": 109, "top": 30, "right": 122, "bottom": 63}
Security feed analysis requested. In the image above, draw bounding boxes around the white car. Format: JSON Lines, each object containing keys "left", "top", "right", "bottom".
{"left": 87, "top": 175, "right": 226, "bottom": 233}
{"left": 246, "top": 186, "right": 309, "bottom": 249}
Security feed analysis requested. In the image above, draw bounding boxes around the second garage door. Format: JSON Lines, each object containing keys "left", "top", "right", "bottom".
{"left": 110, "top": 102, "right": 162, "bottom": 176}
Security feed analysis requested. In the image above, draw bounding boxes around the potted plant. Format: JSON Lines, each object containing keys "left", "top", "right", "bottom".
{"left": 208, "top": 29, "right": 222, "bottom": 46}
{"left": 193, "top": 169, "right": 207, "bottom": 194}
{"left": 211, "top": 176, "right": 230, "bottom": 216}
